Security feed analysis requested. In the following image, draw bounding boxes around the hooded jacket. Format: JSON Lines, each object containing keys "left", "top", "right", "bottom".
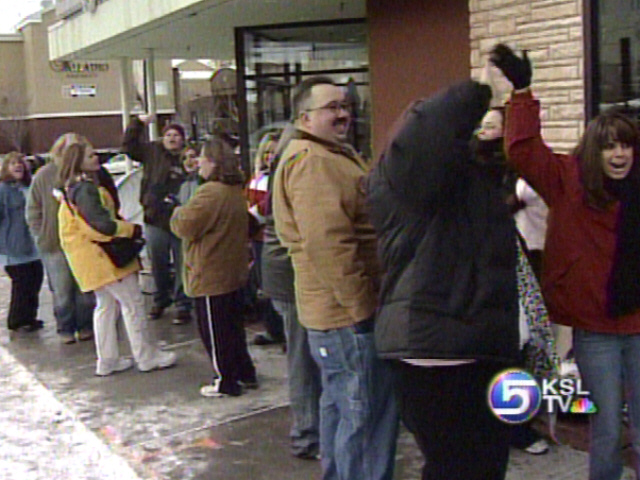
{"left": 58, "top": 180, "right": 138, "bottom": 292}
{"left": 367, "top": 80, "right": 519, "bottom": 363}
{"left": 26, "top": 162, "right": 118, "bottom": 254}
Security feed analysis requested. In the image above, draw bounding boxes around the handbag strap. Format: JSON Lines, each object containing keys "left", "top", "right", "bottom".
{"left": 62, "top": 189, "right": 76, "bottom": 217}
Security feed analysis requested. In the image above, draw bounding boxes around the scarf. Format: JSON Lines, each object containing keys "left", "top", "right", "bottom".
{"left": 469, "top": 137, "right": 505, "bottom": 166}
{"left": 605, "top": 173, "right": 640, "bottom": 318}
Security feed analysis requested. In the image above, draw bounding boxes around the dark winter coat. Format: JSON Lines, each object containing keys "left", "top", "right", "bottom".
{"left": 122, "top": 118, "right": 186, "bottom": 231}
{"left": 367, "top": 80, "right": 519, "bottom": 363}
{"left": 261, "top": 216, "right": 295, "bottom": 302}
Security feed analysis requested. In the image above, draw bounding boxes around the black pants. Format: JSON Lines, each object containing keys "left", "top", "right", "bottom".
{"left": 394, "top": 361, "right": 511, "bottom": 480}
{"left": 195, "top": 289, "right": 256, "bottom": 391}
{"left": 4, "top": 260, "right": 44, "bottom": 330}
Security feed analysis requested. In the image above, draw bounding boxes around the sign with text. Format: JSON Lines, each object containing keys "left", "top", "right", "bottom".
{"left": 63, "top": 84, "right": 97, "bottom": 98}
{"left": 50, "top": 61, "right": 110, "bottom": 79}
{"left": 487, "top": 368, "right": 597, "bottom": 424}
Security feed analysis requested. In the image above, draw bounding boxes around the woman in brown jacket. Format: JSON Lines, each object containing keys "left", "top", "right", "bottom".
{"left": 170, "top": 138, "right": 257, "bottom": 397}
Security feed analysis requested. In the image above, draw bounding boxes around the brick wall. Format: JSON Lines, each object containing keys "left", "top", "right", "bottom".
{"left": 470, "top": 0, "right": 585, "bottom": 151}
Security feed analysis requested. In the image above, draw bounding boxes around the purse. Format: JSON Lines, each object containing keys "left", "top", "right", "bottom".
{"left": 516, "top": 239, "right": 559, "bottom": 382}
{"left": 96, "top": 236, "right": 145, "bottom": 268}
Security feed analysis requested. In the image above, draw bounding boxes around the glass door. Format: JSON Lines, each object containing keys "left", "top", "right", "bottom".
{"left": 235, "top": 19, "right": 370, "bottom": 173}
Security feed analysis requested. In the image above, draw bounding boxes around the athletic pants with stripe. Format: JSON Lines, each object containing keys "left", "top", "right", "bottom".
{"left": 195, "top": 289, "right": 256, "bottom": 390}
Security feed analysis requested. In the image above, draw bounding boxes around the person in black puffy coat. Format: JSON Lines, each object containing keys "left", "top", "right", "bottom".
{"left": 367, "top": 77, "right": 519, "bottom": 479}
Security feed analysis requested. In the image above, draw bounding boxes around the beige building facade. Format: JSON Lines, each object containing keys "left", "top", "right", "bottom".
{"left": 470, "top": 0, "right": 586, "bottom": 152}
{"left": 0, "top": 7, "right": 176, "bottom": 154}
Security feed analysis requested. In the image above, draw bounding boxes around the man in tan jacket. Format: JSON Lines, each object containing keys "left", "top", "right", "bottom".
{"left": 272, "top": 76, "right": 398, "bottom": 480}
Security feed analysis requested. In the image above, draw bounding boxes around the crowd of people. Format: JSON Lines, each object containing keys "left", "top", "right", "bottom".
{"left": 2, "top": 41, "right": 640, "bottom": 480}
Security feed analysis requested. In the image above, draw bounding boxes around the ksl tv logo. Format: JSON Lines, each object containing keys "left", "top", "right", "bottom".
{"left": 487, "top": 368, "right": 598, "bottom": 424}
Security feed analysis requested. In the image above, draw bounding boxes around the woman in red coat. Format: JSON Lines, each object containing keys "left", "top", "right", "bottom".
{"left": 493, "top": 44, "right": 640, "bottom": 480}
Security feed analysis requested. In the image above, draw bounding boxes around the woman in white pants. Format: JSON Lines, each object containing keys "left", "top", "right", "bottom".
{"left": 57, "top": 136, "right": 176, "bottom": 376}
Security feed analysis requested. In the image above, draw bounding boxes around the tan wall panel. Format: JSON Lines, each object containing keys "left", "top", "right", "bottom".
{"left": 22, "top": 10, "right": 176, "bottom": 117}
{"left": 0, "top": 41, "right": 27, "bottom": 105}
{"left": 469, "top": 0, "right": 585, "bottom": 152}
{"left": 0, "top": 40, "right": 28, "bottom": 150}
{"left": 367, "top": 0, "right": 470, "bottom": 157}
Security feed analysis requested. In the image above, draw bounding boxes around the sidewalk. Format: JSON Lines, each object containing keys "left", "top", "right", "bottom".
{"left": 0, "top": 272, "right": 633, "bottom": 480}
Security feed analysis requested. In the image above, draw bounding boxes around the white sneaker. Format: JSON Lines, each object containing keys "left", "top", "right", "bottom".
{"left": 200, "top": 379, "right": 242, "bottom": 397}
{"left": 524, "top": 439, "right": 550, "bottom": 455}
{"left": 560, "top": 360, "right": 580, "bottom": 378}
{"left": 138, "top": 350, "right": 177, "bottom": 372}
{"left": 95, "top": 357, "right": 134, "bottom": 377}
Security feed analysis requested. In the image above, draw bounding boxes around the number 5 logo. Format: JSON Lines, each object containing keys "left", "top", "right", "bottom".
{"left": 488, "top": 369, "right": 541, "bottom": 424}
{"left": 492, "top": 378, "right": 537, "bottom": 415}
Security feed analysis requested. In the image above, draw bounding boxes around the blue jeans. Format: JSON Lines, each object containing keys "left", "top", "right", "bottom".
{"left": 145, "top": 224, "right": 190, "bottom": 312}
{"left": 308, "top": 325, "right": 399, "bottom": 480}
{"left": 574, "top": 328, "right": 640, "bottom": 480}
{"left": 41, "top": 250, "right": 94, "bottom": 335}
{"left": 272, "top": 299, "right": 321, "bottom": 456}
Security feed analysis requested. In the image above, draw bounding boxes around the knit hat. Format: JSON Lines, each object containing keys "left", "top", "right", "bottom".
{"left": 162, "top": 123, "right": 186, "bottom": 140}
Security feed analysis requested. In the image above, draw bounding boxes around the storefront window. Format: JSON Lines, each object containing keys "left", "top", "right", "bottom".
{"left": 593, "top": 0, "right": 640, "bottom": 116}
{"left": 235, "top": 19, "right": 369, "bottom": 174}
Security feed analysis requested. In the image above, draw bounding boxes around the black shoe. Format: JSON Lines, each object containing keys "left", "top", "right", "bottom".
{"left": 149, "top": 305, "right": 166, "bottom": 320}
{"left": 239, "top": 377, "right": 259, "bottom": 390}
{"left": 253, "top": 333, "right": 285, "bottom": 346}
{"left": 293, "top": 449, "right": 321, "bottom": 461}
{"left": 21, "top": 320, "right": 44, "bottom": 332}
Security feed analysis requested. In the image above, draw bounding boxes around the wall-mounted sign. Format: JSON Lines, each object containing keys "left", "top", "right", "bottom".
{"left": 50, "top": 61, "right": 110, "bottom": 74}
{"left": 62, "top": 84, "right": 97, "bottom": 97}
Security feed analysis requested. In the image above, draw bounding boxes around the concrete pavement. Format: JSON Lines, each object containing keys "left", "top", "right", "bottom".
{"left": 0, "top": 272, "right": 634, "bottom": 480}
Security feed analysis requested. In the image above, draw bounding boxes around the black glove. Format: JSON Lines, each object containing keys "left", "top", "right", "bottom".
{"left": 132, "top": 224, "right": 143, "bottom": 239}
{"left": 489, "top": 44, "right": 532, "bottom": 90}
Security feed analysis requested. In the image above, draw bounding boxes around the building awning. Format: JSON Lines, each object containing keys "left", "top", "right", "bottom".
{"left": 48, "top": 0, "right": 365, "bottom": 61}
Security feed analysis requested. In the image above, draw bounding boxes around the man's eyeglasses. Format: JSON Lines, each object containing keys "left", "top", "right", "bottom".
{"left": 305, "top": 101, "right": 351, "bottom": 114}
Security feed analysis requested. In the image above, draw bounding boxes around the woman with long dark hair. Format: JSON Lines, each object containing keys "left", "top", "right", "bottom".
{"left": 0, "top": 152, "right": 44, "bottom": 333}
{"left": 493, "top": 43, "right": 640, "bottom": 480}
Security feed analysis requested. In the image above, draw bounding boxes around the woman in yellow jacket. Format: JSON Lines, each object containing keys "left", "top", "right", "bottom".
{"left": 171, "top": 138, "right": 256, "bottom": 397}
{"left": 57, "top": 137, "right": 176, "bottom": 376}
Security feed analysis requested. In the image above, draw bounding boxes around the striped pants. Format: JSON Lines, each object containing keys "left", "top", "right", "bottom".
{"left": 194, "top": 289, "right": 256, "bottom": 391}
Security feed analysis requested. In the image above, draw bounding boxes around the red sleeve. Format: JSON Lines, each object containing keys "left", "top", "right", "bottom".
{"left": 505, "top": 90, "right": 568, "bottom": 207}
